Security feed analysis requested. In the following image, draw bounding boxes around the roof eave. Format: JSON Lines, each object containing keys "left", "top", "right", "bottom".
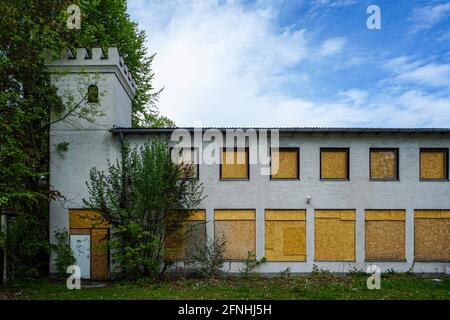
{"left": 110, "top": 127, "right": 450, "bottom": 135}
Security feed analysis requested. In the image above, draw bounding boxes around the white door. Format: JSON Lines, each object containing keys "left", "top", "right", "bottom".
{"left": 70, "top": 235, "right": 91, "bottom": 279}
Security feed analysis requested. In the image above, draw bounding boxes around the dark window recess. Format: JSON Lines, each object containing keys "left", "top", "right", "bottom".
{"left": 87, "top": 84, "right": 99, "bottom": 103}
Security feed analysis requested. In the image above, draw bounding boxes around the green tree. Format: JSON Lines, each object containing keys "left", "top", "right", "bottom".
{"left": 1, "top": 1, "right": 71, "bottom": 279}
{"left": 83, "top": 140, "right": 205, "bottom": 279}
{"left": 0, "top": 0, "right": 173, "bottom": 279}
{"left": 74, "top": 0, "right": 174, "bottom": 127}
{"left": 5, "top": 214, "right": 50, "bottom": 279}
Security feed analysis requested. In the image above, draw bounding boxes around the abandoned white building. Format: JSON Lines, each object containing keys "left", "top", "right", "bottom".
{"left": 47, "top": 48, "right": 450, "bottom": 280}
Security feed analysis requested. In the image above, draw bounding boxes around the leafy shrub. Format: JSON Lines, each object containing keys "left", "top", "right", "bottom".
{"left": 50, "top": 228, "right": 75, "bottom": 278}
{"left": 5, "top": 214, "right": 49, "bottom": 280}
{"left": 83, "top": 139, "right": 205, "bottom": 280}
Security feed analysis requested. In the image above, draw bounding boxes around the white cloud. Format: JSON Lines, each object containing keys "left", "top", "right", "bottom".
{"left": 438, "top": 30, "right": 450, "bottom": 43}
{"left": 129, "top": 1, "right": 313, "bottom": 126}
{"left": 390, "top": 90, "right": 450, "bottom": 127}
{"left": 308, "top": 0, "right": 358, "bottom": 17}
{"left": 382, "top": 56, "right": 424, "bottom": 73}
{"left": 339, "top": 89, "right": 368, "bottom": 105}
{"left": 319, "top": 37, "right": 346, "bottom": 56}
{"left": 409, "top": 3, "right": 450, "bottom": 33}
{"left": 396, "top": 63, "right": 450, "bottom": 88}
{"left": 383, "top": 56, "right": 450, "bottom": 88}
{"left": 127, "top": 1, "right": 450, "bottom": 128}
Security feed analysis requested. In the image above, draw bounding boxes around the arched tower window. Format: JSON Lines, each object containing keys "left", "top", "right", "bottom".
{"left": 87, "top": 84, "right": 99, "bottom": 103}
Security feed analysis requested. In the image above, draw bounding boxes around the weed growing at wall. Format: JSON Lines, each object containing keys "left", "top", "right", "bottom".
{"left": 241, "top": 252, "right": 266, "bottom": 277}
{"left": 190, "top": 235, "right": 227, "bottom": 279}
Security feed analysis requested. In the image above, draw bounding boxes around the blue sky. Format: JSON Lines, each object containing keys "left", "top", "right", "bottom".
{"left": 128, "top": 0, "right": 450, "bottom": 127}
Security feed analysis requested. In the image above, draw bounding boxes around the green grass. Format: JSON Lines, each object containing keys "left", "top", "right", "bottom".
{"left": 1, "top": 273, "right": 450, "bottom": 300}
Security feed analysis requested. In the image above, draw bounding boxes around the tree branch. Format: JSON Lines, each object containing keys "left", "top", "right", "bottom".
{"left": 35, "top": 93, "right": 88, "bottom": 132}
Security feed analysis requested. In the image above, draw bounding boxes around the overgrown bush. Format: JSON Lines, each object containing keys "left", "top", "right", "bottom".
{"left": 83, "top": 139, "right": 205, "bottom": 280}
{"left": 4, "top": 214, "right": 49, "bottom": 280}
{"left": 50, "top": 228, "right": 75, "bottom": 278}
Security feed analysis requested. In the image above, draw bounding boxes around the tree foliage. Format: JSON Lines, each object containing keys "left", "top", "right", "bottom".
{"left": 73, "top": 0, "right": 174, "bottom": 127}
{"left": 83, "top": 139, "right": 205, "bottom": 279}
{"left": 1, "top": 0, "right": 67, "bottom": 209}
{"left": 0, "top": 0, "right": 173, "bottom": 278}
{"left": 5, "top": 214, "right": 50, "bottom": 280}
{"left": 1, "top": 0, "right": 173, "bottom": 209}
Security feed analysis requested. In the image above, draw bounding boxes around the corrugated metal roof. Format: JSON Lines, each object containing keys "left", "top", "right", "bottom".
{"left": 110, "top": 127, "right": 450, "bottom": 134}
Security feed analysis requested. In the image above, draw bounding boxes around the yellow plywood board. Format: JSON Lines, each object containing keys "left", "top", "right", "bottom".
{"left": 187, "top": 209, "right": 206, "bottom": 221}
{"left": 265, "top": 222, "right": 275, "bottom": 250}
{"left": 271, "top": 150, "right": 299, "bottom": 179}
{"left": 366, "top": 210, "right": 405, "bottom": 221}
{"left": 315, "top": 210, "right": 355, "bottom": 261}
{"left": 371, "top": 150, "right": 397, "bottom": 179}
{"left": 69, "top": 228, "right": 90, "bottom": 235}
{"left": 415, "top": 210, "right": 450, "bottom": 219}
{"left": 214, "top": 209, "right": 255, "bottom": 221}
{"left": 315, "top": 210, "right": 355, "bottom": 220}
{"left": 265, "top": 220, "right": 306, "bottom": 261}
{"left": 165, "top": 227, "right": 184, "bottom": 260}
{"left": 69, "top": 209, "right": 108, "bottom": 229}
{"left": 166, "top": 220, "right": 206, "bottom": 260}
{"left": 321, "top": 150, "right": 348, "bottom": 179}
{"left": 265, "top": 209, "right": 306, "bottom": 221}
{"left": 283, "top": 227, "right": 304, "bottom": 256}
{"left": 420, "top": 150, "right": 447, "bottom": 179}
{"left": 365, "top": 210, "right": 405, "bottom": 261}
{"left": 415, "top": 214, "right": 450, "bottom": 261}
{"left": 215, "top": 220, "right": 255, "bottom": 260}
{"left": 221, "top": 149, "right": 249, "bottom": 179}
{"left": 265, "top": 209, "right": 306, "bottom": 261}
{"left": 166, "top": 210, "right": 206, "bottom": 260}
{"left": 91, "top": 229, "right": 108, "bottom": 280}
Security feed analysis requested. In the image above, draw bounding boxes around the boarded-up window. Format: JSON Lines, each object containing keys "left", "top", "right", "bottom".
{"left": 365, "top": 210, "right": 405, "bottom": 261}
{"left": 370, "top": 149, "right": 398, "bottom": 180}
{"left": 271, "top": 149, "right": 299, "bottom": 179}
{"left": 214, "top": 209, "right": 255, "bottom": 260}
{"left": 178, "top": 148, "right": 199, "bottom": 179}
{"left": 220, "top": 149, "right": 249, "bottom": 180}
{"left": 166, "top": 210, "right": 206, "bottom": 260}
{"left": 69, "top": 209, "right": 108, "bottom": 229}
{"left": 315, "top": 210, "right": 355, "bottom": 261}
{"left": 320, "top": 148, "right": 349, "bottom": 180}
{"left": 420, "top": 149, "right": 448, "bottom": 180}
{"left": 265, "top": 210, "right": 306, "bottom": 261}
{"left": 415, "top": 210, "right": 450, "bottom": 261}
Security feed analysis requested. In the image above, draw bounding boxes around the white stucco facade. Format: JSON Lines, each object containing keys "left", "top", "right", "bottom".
{"left": 48, "top": 48, "right": 450, "bottom": 275}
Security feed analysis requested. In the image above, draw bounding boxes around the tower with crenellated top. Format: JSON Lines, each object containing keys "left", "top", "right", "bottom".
{"left": 46, "top": 47, "right": 135, "bottom": 279}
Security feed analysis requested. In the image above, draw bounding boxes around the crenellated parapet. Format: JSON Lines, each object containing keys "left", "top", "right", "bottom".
{"left": 46, "top": 47, "right": 136, "bottom": 98}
